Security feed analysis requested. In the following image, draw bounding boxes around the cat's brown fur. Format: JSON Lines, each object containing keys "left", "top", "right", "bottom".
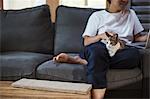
{"left": 105, "top": 32, "right": 125, "bottom": 49}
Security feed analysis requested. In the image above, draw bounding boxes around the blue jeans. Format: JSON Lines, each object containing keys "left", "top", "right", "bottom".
{"left": 79, "top": 41, "right": 141, "bottom": 89}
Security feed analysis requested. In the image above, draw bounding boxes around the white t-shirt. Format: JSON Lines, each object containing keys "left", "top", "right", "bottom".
{"left": 82, "top": 9, "right": 144, "bottom": 43}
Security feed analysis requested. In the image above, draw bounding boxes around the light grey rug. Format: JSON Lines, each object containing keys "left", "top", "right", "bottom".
{"left": 11, "top": 78, "right": 92, "bottom": 95}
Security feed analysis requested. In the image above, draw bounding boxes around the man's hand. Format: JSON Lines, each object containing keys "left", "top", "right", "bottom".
{"left": 83, "top": 32, "right": 116, "bottom": 46}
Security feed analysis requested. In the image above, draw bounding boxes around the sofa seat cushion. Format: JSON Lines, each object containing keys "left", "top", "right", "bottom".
{"left": 106, "top": 68, "right": 142, "bottom": 89}
{"left": 36, "top": 60, "right": 142, "bottom": 90}
{"left": 36, "top": 60, "right": 87, "bottom": 82}
{"left": 0, "top": 51, "right": 53, "bottom": 80}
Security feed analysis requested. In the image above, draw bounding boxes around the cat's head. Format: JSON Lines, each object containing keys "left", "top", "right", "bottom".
{"left": 105, "top": 32, "right": 119, "bottom": 46}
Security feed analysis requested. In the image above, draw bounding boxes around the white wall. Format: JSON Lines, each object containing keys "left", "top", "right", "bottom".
{"left": 59, "top": 0, "right": 85, "bottom": 7}
{"left": 59, "top": 0, "right": 106, "bottom": 8}
{"left": 88, "top": 0, "right": 106, "bottom": 8}
{"left": 4, "top": 0, "right": 46, "bottom": 10}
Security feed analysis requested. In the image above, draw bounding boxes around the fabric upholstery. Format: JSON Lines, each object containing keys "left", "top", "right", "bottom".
{"left": 0, "top": 5, "right": 54, "bottom": 54}
{"left": 36, "top": 60, "right": 87, "bottom": 82}
{"left": 0, "top": 52, "right": 52, "bottom": 80}
{"left": 54, "top": 6, "right": 100, "bottom": 55}
{"left": 36, "top": 56, "right": 142, "bottom": 90}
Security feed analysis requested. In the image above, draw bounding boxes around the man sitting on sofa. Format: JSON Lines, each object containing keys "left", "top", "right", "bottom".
{"left": 53, "top": 0, "right": 148, "bottom": 99}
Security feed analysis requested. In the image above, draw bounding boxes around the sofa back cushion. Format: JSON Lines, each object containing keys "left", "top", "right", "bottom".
{"left": 54, "top": 6, "right": 99, "bottom": 55}
{"left": 1, "top": 5, "right": 54, "bottom": 54}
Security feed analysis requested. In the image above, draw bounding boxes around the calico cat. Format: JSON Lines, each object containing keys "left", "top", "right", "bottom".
{"left": 101, "top": 32, "right": 125, "bottom": 57}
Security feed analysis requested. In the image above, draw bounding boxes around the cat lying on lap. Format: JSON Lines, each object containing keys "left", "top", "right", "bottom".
{"left": 101, "top": 32, "right": 125, "bottom": 57}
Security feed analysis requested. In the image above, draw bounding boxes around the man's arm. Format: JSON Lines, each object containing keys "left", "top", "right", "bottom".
{"left": 83, "top": 35, "right": 102, "bottom": 46}
{"left": 83, "top": 32, "right": 113, "bottom": 46}
{"left": 134, "top": 33, "right": 147, "bottom": 42}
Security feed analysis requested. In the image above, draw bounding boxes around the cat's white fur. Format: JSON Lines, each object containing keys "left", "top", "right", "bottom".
{"left": 101, "top": 38, "right": 121, "bottom": 57}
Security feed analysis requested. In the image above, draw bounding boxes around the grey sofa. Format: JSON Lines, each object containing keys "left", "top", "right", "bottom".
{"left": 0, "top": 5, "right": 149, "bottom": 98}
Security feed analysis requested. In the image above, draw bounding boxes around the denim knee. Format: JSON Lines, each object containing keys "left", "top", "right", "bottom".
{"left": 84, "top": 41, "right": 109, "bottom": 59}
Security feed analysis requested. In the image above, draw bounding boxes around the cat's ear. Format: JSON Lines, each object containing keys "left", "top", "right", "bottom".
{"left": 105, "top": 32, "right": 111, "bottom": 37}
{"left": 114, "top": 34, "right": 119, "bottom": 41}
{"left": 114, "top": 34, "right": 118, "bottom": 38}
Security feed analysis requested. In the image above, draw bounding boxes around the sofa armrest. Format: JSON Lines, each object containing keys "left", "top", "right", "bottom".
{"left": 139, "top": 48, "right": 150, "bottom": 98}
{"left": 139, "top": 48, "right": 150, "bottom": 78}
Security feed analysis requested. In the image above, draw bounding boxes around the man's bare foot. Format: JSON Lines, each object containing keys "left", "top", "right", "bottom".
{"left": 53, "top": 53, "right": 88, "bottom": 65}
{"left": 53, "top": 53, "right": 69, "bottom": 63}
{"left": 74, "top": 56, "right": 88, "bottom": 65}
{"left": 92, "top": 88, "right": 106, "bottom": 99}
